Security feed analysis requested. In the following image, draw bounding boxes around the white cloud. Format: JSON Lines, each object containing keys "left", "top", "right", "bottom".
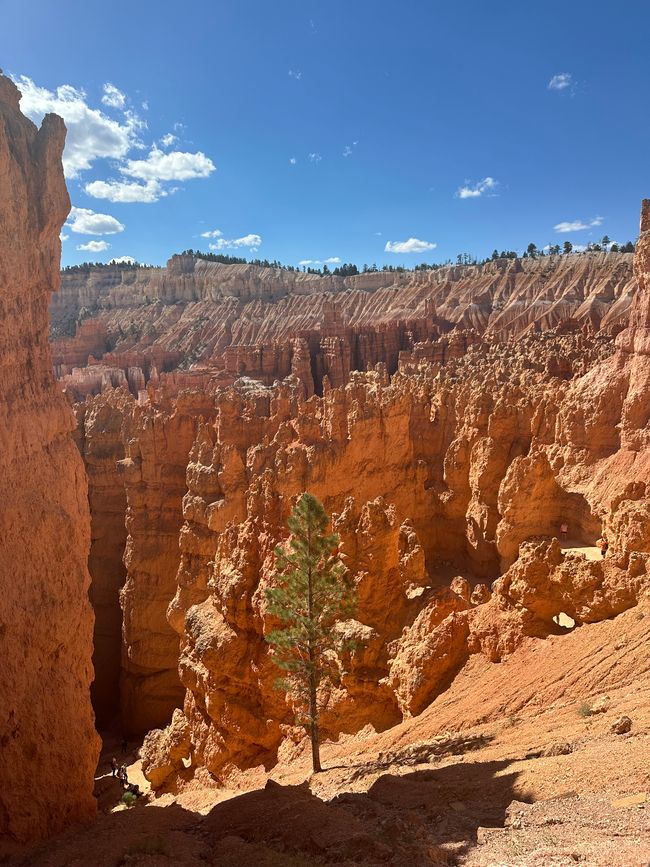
{"left": 288, "top": 69, "right": 303, "bottom": 80}
{"left": 121, "top": 145, "right": 215, "bottom": 181}
{"left": 298, "top": 256, "right": 340, "bottom": 266}
{"left": 456, "top": 177, "right": 498, "bottom": 199}
{"left": 85, "top": 178, "right": 163, "bottom": 203}
{"left": 110, "top": 255, "right": 136, "bottom": 264}
{"left": 308, "top": 152, "right": 322, "bottom": 163}
{"left": 209, "top": 233, "right": 262, "bottom": 252}
{"left": 77, "top": 240, "right": 110, "bottom": 252}
{"left": 14, "top": 75, "right": 142, "bottom": 178}
{"left": 68, "top": 206, "right": 125, "bottom": 235}
{"left": 101, "top": 82, "right": 126, "bottom": 109}
{"left": 60, "top": 232, "right": 69, "bottom": 242}
{"left": 159, "top": 132, "right": 177, "bottom": 148}
{"left": 384, "top": 238, "right": 437, "bottom": 254}
{"left": 343, "top": 145, "right": 352, "bottom": 157}
{"left": 548, "top": 72, "right": 573, "bottom": 91}
{"left": 374, "top": 231, "right": 382, "bottom": 236}
{"left": 200, "top": 229, "right": 223, "bottom": 238}
{"left": 289, "top": 157, "right": 297, "bottom": 165}
{"left": 554, "top": 216, "right": 603, "bottom": 233}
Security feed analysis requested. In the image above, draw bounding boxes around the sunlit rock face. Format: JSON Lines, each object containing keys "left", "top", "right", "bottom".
{"left": 50, "top": 249, "right": 636, "bottom": 400}
{"left": 53, "top": 185, "right": 650, "bottom": 793}
{"left": 0, "top": 74, "right": 98, "bottom": 843}
{"left": 142, "top": 238, "right": 650, "bottom": 787}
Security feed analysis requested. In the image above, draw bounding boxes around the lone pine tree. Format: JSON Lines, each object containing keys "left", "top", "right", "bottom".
{"left": 265, "top": 492, "right": 356, "bottom": 773}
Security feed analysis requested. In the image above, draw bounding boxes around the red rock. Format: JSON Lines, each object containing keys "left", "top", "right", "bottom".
{"left": 0, "top": 74, "right": 98, "bottom": 842}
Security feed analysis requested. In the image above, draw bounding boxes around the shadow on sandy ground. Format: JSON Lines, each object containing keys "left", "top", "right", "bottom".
{"left": 4, "top": 753, "right": 526, "bottom": 866}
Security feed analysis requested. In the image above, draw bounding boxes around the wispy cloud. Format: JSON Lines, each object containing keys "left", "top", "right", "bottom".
{"left": 308, "top": 152, "right": 322, "bottom": 163}
{"left": 343, "top": 145, "right": 352, "bottom": 157}
{"left": 456, "top": 177, "right": 498, "bottom": 199}
{"left": 85, "top": 178, "right": 164, "bottom": 203}
{"left": 121, "top": 146, "right": 215, "bottom": 181}
{"left": 200, "top": 229, "right": 223, "bottom": 239}
{"left": 384, "top": 238, "right": 437, "bottom": 254}
{"left": 298, "top": 256, "right": 341, "bottom": 266}
{"left": 288, "top": 69, "right": 303, "bottom": 80}
{"left": 548, "top": 72, "right": 573, "bottom": 91}
{"left": 77, "top": 239, "right": 110, "bottom": 252}
{"left": 159, "top": 132, "right": 177, "bottom": 149}
{"left": 554, "top": 216, "right": 603, "bottom": 233}
{"left": 209, "top": 233, "right": 262, "bottom": 252}
{"left": 68, "top": 206, "right": 124, "bottom": 235}
{"left": 101, "top": 82, "right": 126, "bottom": 109}
{"left": 289, "top": 157, "right": 297, "bottom": 165}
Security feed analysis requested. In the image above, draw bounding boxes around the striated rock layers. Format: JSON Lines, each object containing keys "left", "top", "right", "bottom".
{"left": 137, "top": 203, "right": 650, "bottom": 790}
{"left": 140, "top": 204, "right": 650, "bottom": 787}
{"left": 50, "top": 251, "right": 636, "bottom": 401}
{"left": 117, "top": 390, "right": 216, "bottom": 735}
{"left": 0, "top": 75, "right": 98, "bottom": 842}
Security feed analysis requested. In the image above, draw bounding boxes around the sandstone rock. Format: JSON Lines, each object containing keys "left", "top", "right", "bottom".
{"left": 118, "top": 391, "right": 215, "bottom": 735}
{"left": 0, "top": 74, "right": 98, "bottom": 842}
{"left": 610, "top": 715, "right": 632, "bottom": 734}
{"left": 75, "top": 389, "right": 132, "bottom": 727}
{"left": 470, "top": 583, "right": 491, "bottom": 605}
{"left": 543, "top": 742, "right": 574, "bottom": 757}
{"left": 56, "top": 201, "right": 650, "bottom": 794}
{"left": 590, "top": 695, "right": 611, "bottom": 714}
{"left": 140, "top": 708, "right": 191, "bottom": 788}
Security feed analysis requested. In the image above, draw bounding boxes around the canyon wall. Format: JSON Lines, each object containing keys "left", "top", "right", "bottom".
{"left": 0, "top": 75, "right": 98, "bottom": 843}
{"left": 50, "top": 251, "right": 636, "bottom": 402}
{"left": 134, "top": 204, "right": 650, "bottom": 789}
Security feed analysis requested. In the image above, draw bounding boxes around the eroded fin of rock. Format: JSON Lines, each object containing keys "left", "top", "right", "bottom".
{"left": 0, "top": 74, "right": 98, "bottom": 843}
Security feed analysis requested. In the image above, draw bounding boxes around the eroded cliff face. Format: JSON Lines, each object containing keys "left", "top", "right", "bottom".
{"left": 0, "top": 75, "right": 98, "bottom": 843}
{"left": 50, "top": 251, "right": 635, "bottom": 402}
{"left": 118, "top": 391, "right": 216, "bottom": 735}
{"left": 133, "top": 204, "right": 650, "bottom": 790}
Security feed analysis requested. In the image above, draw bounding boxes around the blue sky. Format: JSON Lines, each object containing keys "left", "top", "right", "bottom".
{"left": 2, "top": 0, "right": 649, "bottom": 268}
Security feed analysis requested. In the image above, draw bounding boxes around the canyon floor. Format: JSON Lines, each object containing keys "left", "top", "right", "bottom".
{"left": 7, "top": 599, "right": 649, "bottom": 867}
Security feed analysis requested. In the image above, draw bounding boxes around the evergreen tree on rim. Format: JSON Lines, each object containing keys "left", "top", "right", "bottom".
{"left": 265, "top": 492, "right": 356, "bottom": 773}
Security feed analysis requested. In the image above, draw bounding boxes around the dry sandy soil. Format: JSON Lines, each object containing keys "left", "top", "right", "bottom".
{"left": 5, "top": 600, "right": 649, "bottom": 867}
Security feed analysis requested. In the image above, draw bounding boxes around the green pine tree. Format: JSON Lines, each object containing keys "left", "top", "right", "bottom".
{"left": 265, "top": 492, "right": 356, "bottom": 773}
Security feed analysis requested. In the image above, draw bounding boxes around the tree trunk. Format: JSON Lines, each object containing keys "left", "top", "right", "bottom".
{"left": 306, "top": 519, "right": 321, "bottom": 773}
{"left": 308, "top": 662, "right": 321, "bottom": 773}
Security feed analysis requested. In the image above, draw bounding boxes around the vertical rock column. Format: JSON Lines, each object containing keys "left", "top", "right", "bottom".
{"left": 0, "top": 75, "right": 98, "bottom": 842}
{"left": 119, "top": 392, "right": 214, "bottom": 735}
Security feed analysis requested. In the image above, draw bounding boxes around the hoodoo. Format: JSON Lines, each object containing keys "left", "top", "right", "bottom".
{"left": 0, "top": 74, "right": 98, "bottom": 843}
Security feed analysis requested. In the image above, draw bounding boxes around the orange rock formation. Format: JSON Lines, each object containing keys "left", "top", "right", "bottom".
{"left": 0, "top": 75, "right": 98, "bottom": 843}
{"left": 135, "top": 205, "right": 650, "bottom": 789}
{"left": 50, "top": 250, "right": 635, "bottom": 400}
